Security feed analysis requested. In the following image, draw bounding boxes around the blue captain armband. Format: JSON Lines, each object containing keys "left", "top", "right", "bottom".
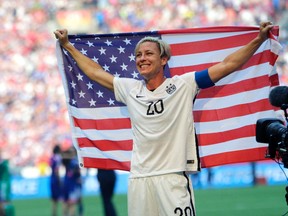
{"left": 195, "top": 69, "right": 215, "bottom": 89}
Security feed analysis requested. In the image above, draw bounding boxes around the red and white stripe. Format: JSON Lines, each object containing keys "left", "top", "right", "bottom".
{"left": 161, "top": 26, "right": 281, "bottom": 168}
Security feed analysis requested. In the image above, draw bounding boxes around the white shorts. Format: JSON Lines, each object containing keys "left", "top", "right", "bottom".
{"left": 128, "top": 172, "right": 196, "bottom": 216}
{"left": 68, "top": 187, "right": 81, "bottom": 204}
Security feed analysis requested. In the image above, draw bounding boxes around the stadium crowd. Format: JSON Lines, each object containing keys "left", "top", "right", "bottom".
{"left": 1, "top": 0, "right": 288, "bottom": 173}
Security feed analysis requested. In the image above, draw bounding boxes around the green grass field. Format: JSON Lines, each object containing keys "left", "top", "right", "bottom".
{"left": 12, "top": 185, "right": 287, "bottom": 216}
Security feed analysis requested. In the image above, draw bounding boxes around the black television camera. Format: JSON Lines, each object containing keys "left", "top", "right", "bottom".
{"left": 256, "top": 86, "right": 288, "bottom": 208}
{"left": 256, "top": 86, "right": 288, "bottom": 168}
{"left": 256, "top": 118, "right": 288, "bottom": 167}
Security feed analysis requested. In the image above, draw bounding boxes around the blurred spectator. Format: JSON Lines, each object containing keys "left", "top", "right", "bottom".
{"left": 97, "top": 169, "right": 118, "bottom": 216}
{"left": 49, "top": 144, "right": 63, "bottom": 216}
{"left": 0, "top": 150, "right": 14, "bottom": 216}
{"left": 1, "top": 0, "right": 288, "bottom": 172}
{"left": 62, "top": 147, "right": 83, "bottom": 216}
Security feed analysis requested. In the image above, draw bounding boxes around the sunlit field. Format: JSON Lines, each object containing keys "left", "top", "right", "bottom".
{"left": 12, "top": 185, "right": 287, "bottom": 216}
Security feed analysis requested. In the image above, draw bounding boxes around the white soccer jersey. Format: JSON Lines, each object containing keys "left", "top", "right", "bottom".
{"left": 114, "top": 72, "right": 200, "bottom": 178}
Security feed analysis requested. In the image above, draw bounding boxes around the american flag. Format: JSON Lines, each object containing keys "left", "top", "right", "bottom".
{"left": 56, "top": 26, "right": 281, "bottom": 171}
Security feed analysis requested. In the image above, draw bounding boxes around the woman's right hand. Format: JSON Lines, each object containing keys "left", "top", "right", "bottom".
{"left": 54, "top": 29, "right": 70, "bottom": 47}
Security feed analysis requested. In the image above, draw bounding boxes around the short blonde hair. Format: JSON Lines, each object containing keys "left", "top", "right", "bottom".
{"left": 135, "top": 36, "right": 171, "bottom": 60}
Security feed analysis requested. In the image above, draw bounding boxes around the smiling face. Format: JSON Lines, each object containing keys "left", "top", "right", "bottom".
{"left": 135, "top": 41, "right": 168, "bottom": 81}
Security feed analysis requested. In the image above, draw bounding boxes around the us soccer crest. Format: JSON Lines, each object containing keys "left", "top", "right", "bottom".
{"left": 166, "top": 83, "right": 176, "bottom": 94}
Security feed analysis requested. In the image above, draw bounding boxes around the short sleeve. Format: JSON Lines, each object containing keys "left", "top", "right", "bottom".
{"left": 113, "top": 77, "right": 140, "bottom": 104}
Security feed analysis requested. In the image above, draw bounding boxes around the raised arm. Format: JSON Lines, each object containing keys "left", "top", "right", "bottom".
{"left": 208, "top": 22, "right": 274, "bottom": 83}
{"left": 54, "top": 29, "right": 114, "bottom": 91}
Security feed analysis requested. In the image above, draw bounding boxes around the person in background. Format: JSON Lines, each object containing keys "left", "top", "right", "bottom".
{"left": 49, "top": 144, "right": 63, "bottom": 216}
{"left": 97, "top": 169, "right": 118, "bottom": 216}
{"left": 62, "top": 147, "right": 83, "bottom": 216}
{"left": 0, "top": 150, "right": 14, "bottom": 216}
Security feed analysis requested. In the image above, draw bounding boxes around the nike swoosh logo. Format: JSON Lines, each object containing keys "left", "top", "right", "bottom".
{"left": 136, "top": 95, "right": 144, "bottom": 98}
